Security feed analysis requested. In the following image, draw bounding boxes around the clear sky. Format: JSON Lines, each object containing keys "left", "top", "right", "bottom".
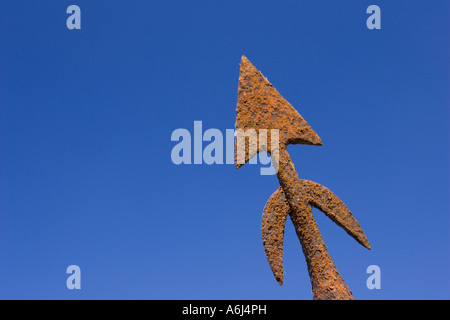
{"left": 1, "top": 1, "right": 449, "bottom": 299}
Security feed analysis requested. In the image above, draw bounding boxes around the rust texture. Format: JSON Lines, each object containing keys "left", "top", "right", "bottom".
{"left": 262, "top": 181, "right": 370, "bottom": 288}
{"left": 234, "top": 56, "right": 321, "bottom": 167}
{"left": 261, "top": 187, "right": 289, "bottom": 285}
{"left": 235, "top": 56, "right": 370, "bottom": 300}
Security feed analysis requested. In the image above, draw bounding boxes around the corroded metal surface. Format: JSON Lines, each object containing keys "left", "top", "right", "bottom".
{"left": 262, "top": 181, "right": 370, "bottom": 288}
{"left": 302, "top": 180, "right": 370, "bottom": 250}
{"left": 235, "top": 56, "right": 370, "bottom": 300}
{"left": 234, "top": 56, "right": 322, "bottom": 168}
{"left": 262, "top": 187, "right": 289, "bottom": 285}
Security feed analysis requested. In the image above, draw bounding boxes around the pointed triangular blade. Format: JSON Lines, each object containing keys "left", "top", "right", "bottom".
{"left": 262, "top": 187, "right": 290, "bottom": 285}
{"left": 235, "top": 56, "right": 322, "bottom": 168}
{"left": 301, "top": 180, "right": 371, "bottom": 249}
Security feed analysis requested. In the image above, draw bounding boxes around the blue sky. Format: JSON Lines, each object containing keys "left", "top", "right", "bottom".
{"left": 0, "top": 1, "right": 448, "bottom": 299}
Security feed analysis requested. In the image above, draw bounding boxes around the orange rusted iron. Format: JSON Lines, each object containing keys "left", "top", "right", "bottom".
{"left": 235, "top": 56, "right": 370, "bottom": 300}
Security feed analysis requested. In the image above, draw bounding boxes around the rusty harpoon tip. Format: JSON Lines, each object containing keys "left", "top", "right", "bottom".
{"left": 235, "top": 56, "right": 322, "bottom": 168}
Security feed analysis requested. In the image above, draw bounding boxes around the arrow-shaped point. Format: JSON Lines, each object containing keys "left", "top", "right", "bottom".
{"left": 235, "top": 56, "right": 322, "bottom": 168}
